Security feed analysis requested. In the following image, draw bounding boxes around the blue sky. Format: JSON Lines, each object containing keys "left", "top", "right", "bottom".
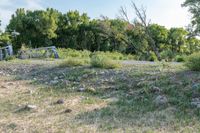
{"left": 0, "top": 0, "right": 190, "bottom": 30}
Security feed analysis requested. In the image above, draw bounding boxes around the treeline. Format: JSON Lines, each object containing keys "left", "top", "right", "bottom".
{"left": 0, "top": 7, "right": 200, "bottom": 61}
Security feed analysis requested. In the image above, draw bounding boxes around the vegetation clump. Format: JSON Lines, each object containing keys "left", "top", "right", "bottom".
{"left": 185, "top": 52, "right": 200, "bottom": 71}
{"left": 91, "top": 53, "right": 121, "bottom": 69}
{"left": 59, "top": 58, "right": 89, "bottom": 67}
{"left": 58, "top": 48, "right": 91, "bottom": 59}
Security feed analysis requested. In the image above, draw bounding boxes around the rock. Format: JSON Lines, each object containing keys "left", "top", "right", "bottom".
{"left": 191, "top": 98, "right": 200, "bottom": 108}
{"left": 78, "top": 88, "right": 85, "bottom": 92}
{"left": 154, "top": 95, "right": 168, "bottom": 106}
{"left": 86, "top": 87, "right": 96, "bottom": 93}
{"left": 64, "top": 109, "right": 72, "bottom": 113}
{"left": 77, "top": 77, "right": 82, "bottom": 81}
{"left": 192, "top": 83, "right": 200, "bottom": 90}
{"left": 1, "top": 85, "right": 7, "bottom": 89}
{"left": 50, "top": 80, "right": 59, "bottom": 85}
{"left": 7, "top": 82, "right": 14, "bottom": 86}
{"left": 82, "top": 74, "right": 88, "bottom": 78}
{"left": 56, "top": 99, "right": 64, "bottom": 104}
{"left": 59, "top": 76, "right": 64, "bottom": 79}
{"left": 150, "top": 86, "right": 161, "bottom": 94}
{"left": 25, "top": 105, "right": 37, "bottom": 110}
{"left": 54, "top": 77, "right": 58, "bottom": 80}
{"left": 197, "top": 104, "right": 200, "bottom": 109}
{"left": 63, "top": 80, "right": 70, "bottom": 85}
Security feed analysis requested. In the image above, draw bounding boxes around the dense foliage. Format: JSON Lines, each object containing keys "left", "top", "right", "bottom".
{"left": 0, "top": 20, "right": 11, "bottom": 46}
{"left": 0, "top": 5, "right": 199, "bottom": 61}
{"left": 183, "top": 0, "right": 200, "bottom": 36}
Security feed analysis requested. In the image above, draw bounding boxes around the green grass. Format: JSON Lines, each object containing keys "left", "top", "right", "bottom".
{"left": 0, "top": 60, "right": 200, "bottom": 132}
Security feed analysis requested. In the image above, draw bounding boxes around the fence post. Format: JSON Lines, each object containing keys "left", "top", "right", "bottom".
{"left": 7, "top": 45, "right": 13, "bottom": 56}
{"left": 52, "top": 46, "right": 59, "bottom": 59}
{"left": 0, "top": 50, "right": 3, "bottom": 60}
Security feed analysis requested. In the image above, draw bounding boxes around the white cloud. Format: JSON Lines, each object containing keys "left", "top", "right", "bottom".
{"left": 0, "top": 0, "right": 44, "bottom": 30}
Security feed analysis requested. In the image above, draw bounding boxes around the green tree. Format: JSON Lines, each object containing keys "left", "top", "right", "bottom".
{"left": 0, "top": 20, "right": 11, "bottom": 47}
{"left": 148, "top": 24, "right": 169, "bottom": 52}
{"left": 168, "top": 28, "right": 188, "bottom": 53}
{"left": 7, "top": 8, "right": 61, "bottom": 49}
{"left": 183, "top": 0, "right": 200, "bottom": 36}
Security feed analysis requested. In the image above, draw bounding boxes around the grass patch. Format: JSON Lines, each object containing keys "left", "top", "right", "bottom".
{"left": 91, "top": 54, "right": 121, "bottom": 69}
{"left": 59, "top": 58, "right": 90, "bottom": 67}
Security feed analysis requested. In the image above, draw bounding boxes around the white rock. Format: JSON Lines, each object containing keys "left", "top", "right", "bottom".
{"left": 78, "top": 88, "right": 85, "bottom": 92}
{"left": 26, "top": 105, "right": 37, "bottom": 110}
{"left": 50, "top": 80, "right": 59, "bottom": 85}
{"left": 154, "top": 95, "right": 168, "bottom": 106}
{"left": 54, "top": 77, "right": 58, "bottom": 80}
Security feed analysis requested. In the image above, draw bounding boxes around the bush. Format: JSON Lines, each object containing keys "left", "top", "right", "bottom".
{"left": 59, "top": 58, "right": 89, "bottom": 67}
{"left": 58, "top": 48, "right": 135, "bottom": 60}
{"left": 175, "top": 55, "right": 186, "bottom": 62}
{"left": 93, "top": 51, "right": 135, "bottom": 60}
{"left": 148, "top": 51, "right": 158, "bottom": 61}
{"left": 57, "top": 48, "right": 91, "bottom": 59}
{"left": 160, "top": 50, "right": 175, "bottom": 61}
{"left": 91, "top": 54, "right": 121, "bottom": 69}
{"left": 185, "top": 53, "right": 200, "bottom": 71}
{"left": 5, "top": 56, "right": 16, "bottom": 61}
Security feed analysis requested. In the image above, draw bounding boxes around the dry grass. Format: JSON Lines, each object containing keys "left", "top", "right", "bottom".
{"left": 0, "top": 77, "right": 108, "bottom": 132}
{"left": 0, "top": 60, "right": 200, "bottom": 132}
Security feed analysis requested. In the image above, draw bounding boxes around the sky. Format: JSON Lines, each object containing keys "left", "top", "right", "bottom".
{"left": 0, "top": 0, "right": 191, "bottom": 30}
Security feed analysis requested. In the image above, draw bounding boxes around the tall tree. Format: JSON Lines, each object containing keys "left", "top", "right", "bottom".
{"left": 120, "top": 2, "right": 162, "bottom": 60}
{"left": 183, "top": 0, "right": 200, "bottom": 36}
{"left": 168, "top": 28, "right": 188, "bottom": 53}
{"left": 148, "top": 24, "right": 169, "bottom": 52}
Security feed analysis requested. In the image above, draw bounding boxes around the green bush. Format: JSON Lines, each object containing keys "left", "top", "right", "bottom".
{"left": 57, "top": 48, "right": 91, "bottom": 59}
{"left": 59, "top": 58, "right": 89, "bottom": 67}
{"left": 175, "top": 55, "right": 186, "bottom": 62}
{"left": 92, "top": 51, "right": 135, "bottom": 60}
{"left": 57, "top": 48, "right": 135, "bottom": 60}
{"left": 91, "top": 54, "right": 121, "bottom": 69}
{"left": 5, "top": 56, "right": 16, "bottom": 61}
{"left": 148, "top": 51, "right": 158, "bottom": 61}
{"left": 160, "top": 50, "right": 175, "bottom": 61}
{"left": 185, "top": 53, "right": 200, "bottom": 71}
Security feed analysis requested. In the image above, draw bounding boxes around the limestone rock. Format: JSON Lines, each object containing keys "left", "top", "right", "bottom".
{"left": 154, "top": 95, "right": 168, "bottom": 106}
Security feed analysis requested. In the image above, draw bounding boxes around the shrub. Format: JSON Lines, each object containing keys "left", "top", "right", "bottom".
{"left": 175, "top": 55, "right": 186, "bottom": 62}
{"left": 59, "top": 58, "right": 89, "bottom": 67}
{"left": 5, "top": 55, "right": 16, "bottom": 61}
{"left": 57, "top": 48, "right": 135, "bottom": 60}
{"left": 160, "top": 50, "right": 175, "bottom": 61}
{"left": 185, "top": 53, "right": 200, "bottom": 71}
{"left": 91, "top": 54, "right": 121, "bottom": 69}
{"left": 57, "top": 48, "right": 91, "bottom": 59}
{"left": 93, "top": 51, "right": 135, "bottom": 60}
{"left": 148, "top": 51, "right": 158, "bottom": 61}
